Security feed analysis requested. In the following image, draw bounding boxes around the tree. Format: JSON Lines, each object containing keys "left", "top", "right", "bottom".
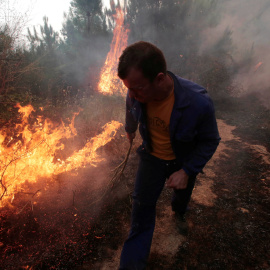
{"left": 126, "top": 0, "right": 221, "bottom": 70}
{"left": 125, "top": 0, "right": 249, "bottom": 99}
{"left": 0, "top": 24, "right": 32, "bottom": 96}
{"left": 25, "top": 17, "right": 65, "bottom": 103}
{"left": 0, "top": 0, "right": 32, "bottom": 96}
{"left": 60, "top": 0, "right": 113, "bottom": 92}
{"left": 62, "top": 0, "right": 109, "bottom": 46}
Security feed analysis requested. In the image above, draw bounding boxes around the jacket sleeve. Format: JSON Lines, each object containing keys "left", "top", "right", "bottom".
{"left": 125, "top": 91, "right": 139, "bottom": 134}
{"left": 182, "top": 103, "right": 221, "bottom": 176}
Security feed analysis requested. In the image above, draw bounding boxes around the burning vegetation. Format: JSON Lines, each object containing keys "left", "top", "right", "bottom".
{"left": 0, "top": 3, "right": 131, "bottom": 268}
{"left": 0, "top": 103, "right": 122, "bottom": 208}
{"left": 0, "top": 0, "right": 269, "bottom": 269}
{"left": 98, "top": 8, "right": 129, "bottom": 96}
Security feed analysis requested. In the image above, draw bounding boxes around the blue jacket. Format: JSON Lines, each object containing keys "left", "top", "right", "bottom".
{"left": 125, "top": 71, "right": 221, "bottom": 176}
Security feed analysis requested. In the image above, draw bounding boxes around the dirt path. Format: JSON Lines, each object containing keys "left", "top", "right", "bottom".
{"left": 193, "top": 119, "right": 270, "bottom": 206}
{"left": 91, "top": 118, "right": 270, "bottom": 269}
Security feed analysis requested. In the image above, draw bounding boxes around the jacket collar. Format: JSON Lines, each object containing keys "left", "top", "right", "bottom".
{"left": 168, "top": 71, "right": 190, "bottom": 109}
{"left": 130, "top": 71, "right": 191, "bottom": 109}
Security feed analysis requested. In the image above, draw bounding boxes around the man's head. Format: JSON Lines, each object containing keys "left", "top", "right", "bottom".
{"left": 118, "top": 41, "right": 167, "bottom": 82}
{"left": 118, "top": 41, "right": 169, "bottom": 103}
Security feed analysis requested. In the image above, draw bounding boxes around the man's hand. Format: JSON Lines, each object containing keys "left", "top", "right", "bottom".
{"left": 166, "top": 169, "right": 189, "bottom": 189}
{"left": 127, "top": 132, "right": 136, "bottom": 144}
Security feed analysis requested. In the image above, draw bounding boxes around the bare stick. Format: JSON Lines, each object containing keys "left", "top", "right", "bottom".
{"left": 72, "top": 190, "right": 76, "bottom": 207}
{"left": 0, "top": 139, "right": 46, "bottom": 200}
{"left": 16, "top": 189, "right": 41, "bottom": 214}
{"left": 90, "top": 142, "right": 132, "bottom": 206}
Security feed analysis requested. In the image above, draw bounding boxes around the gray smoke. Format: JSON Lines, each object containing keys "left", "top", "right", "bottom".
{"left": 200, "top": 0, "right": 270, "bottom": 107}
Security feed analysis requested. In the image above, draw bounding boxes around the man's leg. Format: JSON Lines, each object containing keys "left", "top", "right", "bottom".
{"left": 171, "top": 175, "right": 196, "bottom": 214}
{"left": 119, "top": 154, "right": 167, "bottom": 270}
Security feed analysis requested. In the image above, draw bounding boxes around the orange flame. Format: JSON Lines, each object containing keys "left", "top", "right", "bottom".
{"left": 98, "top": 8, "right": 129, "bottom": 96}
{"left": 254, "top": 61, "right": 263, "bottom": 72}
{"left": 0, "top": 104, "right": 122, "bottom": 207}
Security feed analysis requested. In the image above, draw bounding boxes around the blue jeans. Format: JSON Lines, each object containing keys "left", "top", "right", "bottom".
{"left": 119, "top": 149, "right": 196, "bottom": 270}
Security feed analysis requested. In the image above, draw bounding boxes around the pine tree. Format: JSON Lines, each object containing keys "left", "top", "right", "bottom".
{"left": 60, "top": 0, "right": 113, "bottom": 92}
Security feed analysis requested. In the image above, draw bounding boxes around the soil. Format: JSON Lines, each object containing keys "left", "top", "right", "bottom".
{"left": 0, "top": 94, "right": 269, "bottom": 269}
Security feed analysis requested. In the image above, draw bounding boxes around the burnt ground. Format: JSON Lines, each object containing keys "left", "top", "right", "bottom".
{"left": 0, "top": 93, "right": 269, "bottom": 270}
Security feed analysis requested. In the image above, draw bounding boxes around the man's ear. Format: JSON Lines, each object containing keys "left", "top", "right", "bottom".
{"left": 156, "top": 72, "right": 166, "bottom": 83}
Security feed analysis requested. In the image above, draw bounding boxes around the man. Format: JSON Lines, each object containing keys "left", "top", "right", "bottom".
{"left": 117, "top": 41, "right": 220, "bottom": 270}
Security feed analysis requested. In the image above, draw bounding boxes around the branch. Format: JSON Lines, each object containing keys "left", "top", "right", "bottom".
{"left": 16, "top": 189, "right": 41, "bottom": 214}
{"left": 0, "top": 139, "right": 46, "bottom": 201}
{"left": 89, "top": 142, "right": 132, "bottom": 206}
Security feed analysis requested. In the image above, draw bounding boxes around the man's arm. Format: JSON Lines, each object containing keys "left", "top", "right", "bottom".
{"left": 127, "top": 132, "right": 136, "bottom": 144}
{"left": 168, "top": 103, "right": 220, "bottom": 189}
{"left": 125, "top": 91, "right": 139, "bottom": 142}
{"left": 166, "top": 169, "right": 189, "bottom": 189}
{"left": 181, "top": 107, "right": 220, "bottom": 177}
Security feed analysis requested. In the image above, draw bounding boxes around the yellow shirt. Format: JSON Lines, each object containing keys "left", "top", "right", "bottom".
{"left": 146, "top": 88, "right": 176, "bottom": 160}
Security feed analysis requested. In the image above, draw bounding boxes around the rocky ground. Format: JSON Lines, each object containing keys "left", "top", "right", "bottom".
{"left": 0, "top": 94, "right": 269, "bottom": 269}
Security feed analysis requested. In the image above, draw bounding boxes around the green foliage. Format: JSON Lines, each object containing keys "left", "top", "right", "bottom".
{"left": 62, "top": 0, "right": 109, "bottom": 44}
{"left": 40, "top": 17, "right": 59, "bottom": 51}
{"left": 0, "top": 24, "right": 38, "bottom": 125}
{"left": 0, "top": 0, "right": 116, "bottom": 124}
{"left": 0, "top": 25, "right": 24, "bottom": 95}
{"left": 56, "top": 0, "right": 114, "bottom": 99}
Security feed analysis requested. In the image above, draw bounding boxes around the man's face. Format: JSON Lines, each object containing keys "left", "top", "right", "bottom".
{"left": 122, "top": 68, "right": 157, "bottom": 103}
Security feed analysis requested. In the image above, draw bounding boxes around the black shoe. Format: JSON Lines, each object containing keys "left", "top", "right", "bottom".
{"left": 174, "top": 212, "right": 188, "bottom": 236}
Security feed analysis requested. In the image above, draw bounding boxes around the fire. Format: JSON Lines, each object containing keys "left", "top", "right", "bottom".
{"left": 98, "top": 8, "right": 129, "bottom": 96}
{"left": 1, "top": 8, "right": 129, "bottom": 209}
{"left": 0, "top": 104, "right": 122, "bottom": 207}
{"left": 254, "top": 61, "right": 263, "bottom": 72}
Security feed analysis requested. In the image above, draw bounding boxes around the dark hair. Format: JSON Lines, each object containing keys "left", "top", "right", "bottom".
{"left": 118, "top": 41, "right": 167, "bottom": 82}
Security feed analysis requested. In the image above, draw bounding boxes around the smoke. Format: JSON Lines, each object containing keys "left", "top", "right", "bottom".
{"left": 125, "top": 0, "right": 269, "bottom": 107}
{"left": 33, "top": 162, "right": 111, "bottom": 214}
{"left": 199, "top": 0, "right": 270, "bottom": 107}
